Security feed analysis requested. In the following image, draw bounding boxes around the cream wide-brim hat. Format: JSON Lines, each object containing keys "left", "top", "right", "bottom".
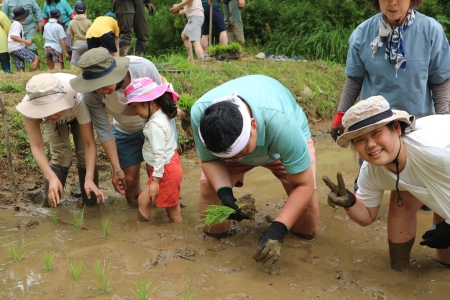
{"left": 16, "top": 73, "right": 78, "bottom": 119}
{"left": 336, "top": 95, "right": 416, "bottom": 148}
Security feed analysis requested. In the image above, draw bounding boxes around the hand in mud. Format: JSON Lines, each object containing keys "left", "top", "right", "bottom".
{"left": 420, "top": 221, "right": 450, "bottom": 249}
{"left": 227, "top": 208, "right": 250, "bottom": 221}
{"left": 331, "top": 124, "right": 345, "bottom": 141}
{"left": 322, "top": 172, "right": 356, "bottom": 208}
{"left": 48, "top": 178, "right": 63, "bottom": 207}
{"left": 149, "top": 181, "right": 159, "bottom": 203}
{"left": 112, "top": 169, "right": 126, "bottom": 195}
{"left": 253, "top": 221, "right": 288, "bottom": 265}
{"left": 84, "top": 179, "right": 105, "bottom": 204}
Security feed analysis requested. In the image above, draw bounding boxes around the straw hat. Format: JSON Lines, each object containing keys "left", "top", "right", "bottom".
{"left": 336, "top": 95, "right": 415, "bottom": 148}
{"left": 16, "top": 73, "right": 77, "bottom": 119}
{"left": 121, "top": 77, "right": 179, "bottom": 116}
{"left": 70, "top": 48, "right": 130, "bottom": 93}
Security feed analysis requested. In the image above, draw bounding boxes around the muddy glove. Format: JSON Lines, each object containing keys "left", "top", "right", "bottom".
{"left": 253, "top": 221, "right": 288, "bottom": 265}
{"left": 322, "top": 172, "right": 356, "bottom": 208}
{"left": 331, "top": 111, "right": 345, "bottom": 141}
{"left": 420, "top": 221, "right": 450, "bottom": 249}
{"left": 217, "top": 187, "right": 250, "bottom": 221}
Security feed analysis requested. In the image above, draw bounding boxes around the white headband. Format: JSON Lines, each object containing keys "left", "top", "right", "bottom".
{"left": 199, "top": 92, "right": 251, "bottom": 158}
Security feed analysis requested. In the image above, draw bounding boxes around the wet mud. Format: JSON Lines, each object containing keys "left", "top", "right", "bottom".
{"left": 0, "top": 124, "right": 449, "bottom": 299}
{"left": 237, "top": 194, "right": 258, "bottom": 221}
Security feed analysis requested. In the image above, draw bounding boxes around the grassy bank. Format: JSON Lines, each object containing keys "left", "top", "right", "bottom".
{"left": 0, "top": 54, "right": 346, "bottom": 171}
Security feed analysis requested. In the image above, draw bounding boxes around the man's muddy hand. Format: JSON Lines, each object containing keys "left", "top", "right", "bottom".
{"left": 112, "top": 169, "right": 127, "bottom": 195}
{"left": 253, "top": 221, "right": 288, "bottom": 265}
{"left": 322, "top": 172, "right": 356, "bottom": 208}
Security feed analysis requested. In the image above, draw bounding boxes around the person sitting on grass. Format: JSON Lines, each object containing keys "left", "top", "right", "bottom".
{"left": 170, "top": 0, "right": 210, "bottom": 61}
{"left": 16, "top": 73, "right": 104, "bottom": 208}
{"left": 7, "top": 6, "right": 39, "bottom": 72}
{"left": 43, "top": 8, "right": 70, "bottom": 70}
{"left": 66, "top": 1, "right": 92, "bottom": 70}
{"left": 123, "top": 77, "right": 183, "bottom": 223}
{"left": 86, "top": 12, "right": 120, "bottom": 56}
{"left": 323, "top": 95, "right": 450, "bottom": 272}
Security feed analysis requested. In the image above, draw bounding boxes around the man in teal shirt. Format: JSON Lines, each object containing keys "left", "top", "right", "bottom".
{"left": 191, "top": 75, "right": 319, "bottom": 265}
{"left": 2, "top": 0, "right": 42, "bottom": 54}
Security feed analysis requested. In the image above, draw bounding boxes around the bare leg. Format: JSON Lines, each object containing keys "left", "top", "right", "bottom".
{"left": 123, "top": 164, "right": 142, "bottom": 205}
{"left": 193, "top": 41, "right": 205, "bottom": 59}
{"left": 219, "top": 31, "right": 228, "bottom": 45}
{"left": 111, "top": 52, "right": 119, "bottom": 57}
{"left": 387, "top": 191, "right": 422, "bottom": 271}
{"left": 47, "top": 59, "right": 54, "bottom": 70}
{"left": 54, "top": 62, "right": 62, "bottom": 71}
{"left": 137, "top": 184, "right": 151, "bottom": 222}
{"left": 201, "top": 35, "right": 209, "bottom": 54}
{"left": 289, "top": 191, "right": 319, "bottom": 239}
{"left": 30, "top": 56, "right": 39, "bottom": 71}
{"left": 182, "top": 34, "right": 194, "bottom": 61}
{"left": 166, "top": 204, "right": 182, "bottom": 223}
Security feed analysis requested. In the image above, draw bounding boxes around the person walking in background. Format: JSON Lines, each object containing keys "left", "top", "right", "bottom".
{"left": 111, "top": 0, "right": 154, "bottom": 57}
{"left": 200, "top": 0, "right": 227, "bottom": 55}
{"left": 41, "top": 0, "right": 74, "bottom": 58}
{"left": 66, "top": 1, "right": 91, "bottom": 70}
{"left": 16, "top": 73, "right": 104, "bottom": 208}
{"left": 86, "top": 12, "right": 120, "bottom": 56}
{"left": 2, "top": 0, "right": 42, "bottom": 55}
{"left": 171, "top": 0, "right": 208, "bottom": 61}
{"left": 222, "top": 0, "right": 245, "bottom": 46}
{"left": 43, "top": 8, "right": 70, "bottom": 70}
{"left": 329, "top": 0, "right": 450, "bottom": 271}
{"left": 0, "top": 10, "right": 11, "bottom": 73}
{"left": 123, "top": 78, "right": 183, "bottom": 223}
{"left": 8, "top": 6, "right": 39, "bottom": 72}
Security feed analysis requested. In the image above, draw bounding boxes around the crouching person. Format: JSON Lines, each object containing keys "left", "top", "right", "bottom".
{"left": 191, "top": 75, "right": 319, "bottom": 265}
{"left": 16, "top": 73, "right": 104, "bottom": 207}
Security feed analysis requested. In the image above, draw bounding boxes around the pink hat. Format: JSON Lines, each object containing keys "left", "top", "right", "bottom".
{"left": 121, "top": 77, "right": 180, "bottom": 116}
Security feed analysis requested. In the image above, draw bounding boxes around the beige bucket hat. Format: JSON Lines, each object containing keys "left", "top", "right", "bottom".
{"left": 336, "top": 95, "right": 416, "bottom": 148}
{"left": 16, "top": 73, "right": 77, "bottom": 119}
{"left": 70, "top": 48, "right": 130, "bottom": 93}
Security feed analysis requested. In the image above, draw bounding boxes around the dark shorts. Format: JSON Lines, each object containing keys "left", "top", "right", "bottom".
{"left": 202, "top": 5, "right": 227, "bottom": 35}
{"left": 44, "top": 46, "right": 63, "bottom": 63}
{"left": 113, "top": 127, "right": 144, "bottom": 169}
{"left": 87, "top": 31, "right": 118, "bottom": 54}
{"left": 9, "top": 47, "right": 37, "bottom": 70}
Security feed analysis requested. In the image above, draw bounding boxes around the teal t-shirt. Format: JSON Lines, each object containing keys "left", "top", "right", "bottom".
{"left": 191, "top": 75, "right": 312, "bottom": 174}
{"left": 42, "top": 0, "right": 74, "bottom": 26}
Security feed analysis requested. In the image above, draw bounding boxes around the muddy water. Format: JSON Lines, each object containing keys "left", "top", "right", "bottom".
{"left": 1, "top": 127, "right": 449, "bottom": 300}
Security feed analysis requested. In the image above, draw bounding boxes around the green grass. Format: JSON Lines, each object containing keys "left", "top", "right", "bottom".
{"left": 130, "top": 277, "right": 157, "bottom": 300}
{"left": 0, "top": 81, "right": 25, "bottom": 93}
{"left": 2, "top": 238, "right": 29, "bottom": 261}
{"left": 43, "top": 250, "right": 56, "bottom": 272}
{"left": 90, "top": 260, "right": 112, "bottom": 294}
{"left": 102, "top": 218, "right": 110, "bottom": 239}
{"left": 177, "top": 94, "right": 196, "bottom": 118}
{"left": 73, "top": 206, "right": 85, "bottom": 231}
{"left": 177, "top": 286, "right": 195, "bottom": 300}
{"left": 66, "top": 255, "right": 84, "bottom": 282}
{"left": 51, "top": 208, "right": 58, "bottom": 225}
{"left": 201, "top": 204, "right": 236, "bottom": 229}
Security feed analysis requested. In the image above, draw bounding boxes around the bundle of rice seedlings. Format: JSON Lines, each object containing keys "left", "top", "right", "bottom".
{"left": 177, "top": 93, "right": 196, "bottom": 137}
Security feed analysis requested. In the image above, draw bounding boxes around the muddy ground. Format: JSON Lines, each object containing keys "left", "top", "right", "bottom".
{"left": 0, "top": 124, "right": 449, "bottom": 300}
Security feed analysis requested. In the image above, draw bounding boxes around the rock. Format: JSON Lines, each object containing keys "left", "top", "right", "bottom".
{"left": 25, "top": 189, "right": 43, "bottom": 205}
{"left": 17, "top": 219, "right": 40, "bottom": 230}
{"left": 303, "top": 86, "right": 312, "bottom": 97}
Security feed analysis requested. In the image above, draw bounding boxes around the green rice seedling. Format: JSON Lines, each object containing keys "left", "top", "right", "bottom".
{"left": 201, "top": 204, "right": 235, "bottom": 230}
{"left": 43, "top": 250, "right": 56, "bottom": 272}
{"left": 2, "top": 238, "right": 29, "bottom": 261}
{"left": 50, "top": 208, "right": 58, "bottom": 225}
{"left": 177, "top": 94, "right": 196, "bottom": 118}
{"left": 208, "top": 42, "right": 242, "bottom": 56}
{"left": 66, "top": 255, "right": 84, "bottom": 282}
{"left": 90, "top": 260, "right": 112, "bottom": 294}
{"left": 73, "top": 206, "right": 85, "bottom": 231}
{"left": 177, "top": 286, "right": 195, "bottom": 300}
{"left": 102, "top": 218, "right": 110, "bottom": 239}
{"left": 129, "top": 277, "right": 157, "bottom": 300}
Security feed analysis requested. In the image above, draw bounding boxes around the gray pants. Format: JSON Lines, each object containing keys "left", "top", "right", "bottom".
{"left": 223, "top": 0, "right": 245, "bottom": 45}
{"left": 42, "top": 118, "right": 86, "bottom": 169}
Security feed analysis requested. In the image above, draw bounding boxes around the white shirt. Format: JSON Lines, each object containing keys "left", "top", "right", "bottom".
{"left": 143, "top": 109, "right": 177, "bottom": 178}
{"left": 8, "top": 20, "right": 25, "bottom": 52}
{"left": 357, "top": 115, "right": 450, "bottom": 223}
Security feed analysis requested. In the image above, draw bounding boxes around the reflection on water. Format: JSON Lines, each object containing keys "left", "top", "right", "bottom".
{"left": 0, "top": 128, "right": 449, "bottom": 300}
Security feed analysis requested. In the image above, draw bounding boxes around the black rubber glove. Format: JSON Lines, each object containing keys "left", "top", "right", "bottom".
{"left": 253, "top": 221, "right": 288, "bottom": 265}
{"left": 216, "top": 187, "right": 238, "bottom": 209}
{"left": 228, "top": 208, "right": 250, "bottom": 221}
{"left": 322, "top": 173, "right": 356, "bottom": 208}
{"left": 420, "top": 221, "right": 450, "bottom": 249}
